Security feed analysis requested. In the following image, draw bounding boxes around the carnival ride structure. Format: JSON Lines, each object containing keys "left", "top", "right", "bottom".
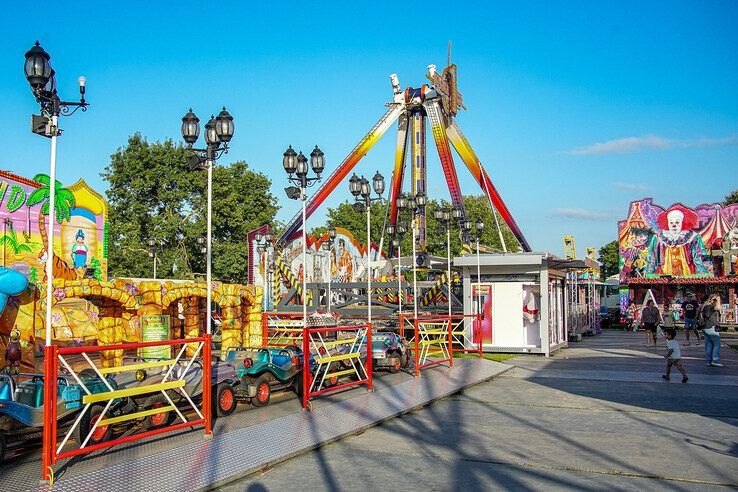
{"left": 279, "top": 49, "right": 530, "bottom": 253}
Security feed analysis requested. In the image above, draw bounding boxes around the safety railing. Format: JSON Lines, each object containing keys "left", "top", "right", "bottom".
{"left": 302, "top": 324, "right": 372, "bottom": 409}
{"left": 399, "top": 314, "right": 454, "bottom": 377}
{"left": 41, "top": 336, "right": 211, "bottom": 483}
{"left": 448, "top": 314, "right": 483, "bottom": 356}
{"left": 262, "top": 312, "right": 305, "bottom": 347}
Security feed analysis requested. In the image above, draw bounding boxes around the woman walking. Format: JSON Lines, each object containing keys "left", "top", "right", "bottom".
{"left": 701, "top": 294, "right": 723, "bottom": 367}
{"left": 641, "top": 299, "right": 662, "bottom": 348}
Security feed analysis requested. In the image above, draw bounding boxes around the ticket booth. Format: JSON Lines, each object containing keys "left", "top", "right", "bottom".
{"left": 455, "top": 253, "right": 592, "bottom": 356}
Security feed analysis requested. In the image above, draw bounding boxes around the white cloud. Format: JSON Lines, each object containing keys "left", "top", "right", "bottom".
{"left": 567, "top": 134, "right": 738, "bottom": 155}
{"left": 612, "top": 181, "right": 647, "bottom": 192}
{"left": 550, "top": 208, "right": 620, "bottom": 222}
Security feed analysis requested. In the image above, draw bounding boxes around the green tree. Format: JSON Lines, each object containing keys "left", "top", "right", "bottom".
{"left": 724, "top": 189, "right": 738, "bottom": 206}
{"left": 101, "top": 133, "right": 278, "bottom": 281}
{"left": 598, "top": 240, "right": 619, "bottom": 279}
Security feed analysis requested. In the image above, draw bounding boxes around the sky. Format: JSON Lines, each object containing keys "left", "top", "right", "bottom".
{"left": 1, "top": 1, "right": 737, "bottom": 255}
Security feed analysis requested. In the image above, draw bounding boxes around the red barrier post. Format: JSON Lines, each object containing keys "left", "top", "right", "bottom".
{"left": 302, "top": 324, "right": 310, "bottom": 410}
{"left": 414, "top": 318, "right": 420, "bottom": 378}
{"left": 41, "top": 345, "right": 53, "bottom": 482}
{"left": 261, "top": 312, "right": 269, "bottom": 346}
{"left": 50, "top": 347, "right": 59, "bottom": 465}
{"left": 366, "top": 324, "right": 373, "bottom": 391}
{"left": 447, "top": 318, "right": 454, "bottom": 367}
{"left": 477, "top": 313, "right": 483, "bottom": 357}
{"left": 203, "top": 333, "right": 212, "bottom": 436}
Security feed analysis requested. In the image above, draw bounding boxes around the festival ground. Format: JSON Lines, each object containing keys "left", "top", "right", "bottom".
{"left": 224, "top": 330, "right": 738, "bottom": 491}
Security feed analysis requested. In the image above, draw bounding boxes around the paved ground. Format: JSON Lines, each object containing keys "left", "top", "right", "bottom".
{"left": 222, "top": 330, "right": 738, "bottom": 491}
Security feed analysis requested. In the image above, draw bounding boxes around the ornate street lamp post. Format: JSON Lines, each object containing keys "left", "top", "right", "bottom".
{"left": 181, "top": 107, "right": 234, "bottom": 338}
{"left": 321, "top": 227, "right": 337, "bottom": 312}
{"left": 434, "top": 208, "right": 454, "bottom": 316}
{"left": 25, "top": 40, "right": 89, "bottom": 485}
{"left": 349, "top": 172, "right": 384, "bottom": 323}
{"left": 284, "top": 145, "right": 324, "bottom": 325}
{"left": 398, "top": 192, "right": 426, "bottom": 318}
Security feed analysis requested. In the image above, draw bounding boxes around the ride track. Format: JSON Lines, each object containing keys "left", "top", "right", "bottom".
{"left": 278, "top": 53, "right": 532, "bottom": 257}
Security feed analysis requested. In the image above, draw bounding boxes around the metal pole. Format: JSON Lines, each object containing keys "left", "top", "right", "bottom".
{"left": 45, "top": 115, "right": 58, "bottom": 346}
{"left": 153, "top": 251, "right": 157, "bottom": 280}
{"left": 447, "top": 226, "right": 452, "bottom": 317}
{"left": 327, "top": 246, "right": 332, "bottom": 312}
{"left": 397, "top": 240, "right": 402, "bottom": 315}
{"left": 367, "top": 202, "right": 372, "bottom": 323}
{"left": 206, "top": 158, "right": 213, "bottom": 335}
{"left": 412, "top": 216, "right": 418, "bottom": 319}
{"left": 302, "top": 187, "right": 307, "bottom": 324}
{"left": 476, "top": 237, "right": 481, "bottom": 317}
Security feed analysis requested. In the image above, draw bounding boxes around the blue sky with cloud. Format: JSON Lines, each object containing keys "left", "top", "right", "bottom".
{"left": 1, "top": 1, "right": 736, "bottom": 255}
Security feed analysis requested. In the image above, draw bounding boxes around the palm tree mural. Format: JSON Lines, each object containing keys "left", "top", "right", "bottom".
{"left": 0, "top": 223, "right": 33, "bottom": 255}
{"left": 27, "top": 174, "right": 76, "bottom": 244}
{"left": 26, "top": 174, "right": 78, "bottom": 281}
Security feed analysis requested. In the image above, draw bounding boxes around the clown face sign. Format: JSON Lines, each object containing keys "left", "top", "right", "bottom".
{"left": 618, "top": 199, "right": 738, "bottom": 280}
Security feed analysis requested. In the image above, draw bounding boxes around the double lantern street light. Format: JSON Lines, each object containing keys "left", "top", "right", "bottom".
{"left": 181, "top": 107, "right": 235, "bottom": 337}
{"left": 24, "top": 41, "right": 89, "bottom": 351}
{"left": 283, "top": 145, "right": 325, "bottom": 324}
{"left": 434, "top": 207, "right": 455, "bottom": 316}
{"left": 148, "top": 239, "right": 163, "bottom": 280}
{"left": 25, "top": 41, "right": 89, "bottom": 484}
{"left": 395, "top": 191, "right": 426, "bottom": 318}
{"left": 348, "top": 172, "right": 385, "bottom": 323}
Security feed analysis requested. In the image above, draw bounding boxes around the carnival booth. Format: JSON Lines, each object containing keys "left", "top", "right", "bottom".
{"left": 455, "top": 253, "right": 593, "bottom": 356}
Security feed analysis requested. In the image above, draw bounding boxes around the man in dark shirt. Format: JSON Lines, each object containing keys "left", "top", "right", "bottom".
{"left": 681, "top": 293, "right": 700, "bottom": 345}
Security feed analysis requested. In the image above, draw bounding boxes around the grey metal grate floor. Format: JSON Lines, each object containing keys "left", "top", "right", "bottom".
{"left": 19, "top": 359, "right": 509, "bottom": 492}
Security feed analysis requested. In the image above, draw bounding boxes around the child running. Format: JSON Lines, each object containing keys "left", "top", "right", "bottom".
{"left": 662, "top": 328, "right": 688, "bottom": 383}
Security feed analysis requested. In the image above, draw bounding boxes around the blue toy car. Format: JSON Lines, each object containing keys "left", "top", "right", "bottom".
{"left": 0, "top": 372, "right": 114, "bottom": 464}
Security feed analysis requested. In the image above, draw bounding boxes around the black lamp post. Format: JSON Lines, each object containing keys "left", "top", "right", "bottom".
{"left": 24, "top": 41, "right": 90, "bottom": 383}
{"left": 181, "top": 106, "right": 234, "bottom": 338}
{"left": 283, "top": 145, "right": 325, "bottom": 322}
{"left": 396, "top": 191, "right": 426, "bottom": 318}
{"left": 348, "top": 171, "right": 384, "bottom": 322}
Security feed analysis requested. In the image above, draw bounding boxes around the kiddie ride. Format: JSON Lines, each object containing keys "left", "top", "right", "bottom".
{"left": 0, "top": 371, "right": 112, "bottom": 464}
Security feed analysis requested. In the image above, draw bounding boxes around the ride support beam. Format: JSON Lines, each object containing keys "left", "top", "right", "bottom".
{"left": 389, "top": 111, "right": 409, "bottom": 225}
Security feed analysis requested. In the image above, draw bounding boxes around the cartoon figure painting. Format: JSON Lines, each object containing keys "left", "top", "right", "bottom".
{"left": 71, "top": 229, "right": 89, "bottom": 269}
{"left": 646, "top": 205, "right": 709, "bottom": 276}
{"left": 618, "top": 199, "right": 738, "bottom": 281}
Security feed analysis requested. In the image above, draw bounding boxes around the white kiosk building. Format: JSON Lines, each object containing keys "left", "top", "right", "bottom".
{"left": 455, "top": 253, "right": 599, "bottom": 357}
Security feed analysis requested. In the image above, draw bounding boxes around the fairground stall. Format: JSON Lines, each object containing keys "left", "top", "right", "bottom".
{"left": 619, "top": 198, "right": 738, "bottom": 328}
{"left": 454, "top": 252, "right": 596, "bottom": 356}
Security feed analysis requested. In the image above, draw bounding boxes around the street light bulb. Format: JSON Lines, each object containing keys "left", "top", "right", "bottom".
{"left": 372, "top": 171, "right": 385, "bottom": 196}
{"left": 283, "top": 146, "right": 298, "bottom": 174}
{"left": 349, "top": 173, "right": 362, "bottom": 197}
{"left": 396, "top": 193, "right": 407, "bottom": 210}
{"left": 181, "top": 109, "right": 200, "bottom": 145}
{"left": 24, "top": 41, "right": 52, "bottom": 90}
{"left": 415, "top": 193, "right": 427, "bottom": 208}
{"left": 386, "top": 224, "right": 395, "bottom": 236}
{"left": 78, "top": 75, "right": 87, "bottom": 88}
{"left": 215, "top": 106, "right": 235, "bottom": 143}
{"left": 433, "top": 209, "right": 444, "bottom": 221}
{"left": 295, "top": 151, "right": 308, "bottom": 177}
{"left": 310, "top": 145, "right": 325, "bottom": 175}
{"left": 452, "top": 206, "right": 462, "bottom": 221}
{"left": 359, "top": 177, "right": 371, "bottom": 199}
{"left": 476, "top": 220, "right": 485, "bottom": 231}
{"left": 204, "top": 115, "right": 218, "bottom": 146}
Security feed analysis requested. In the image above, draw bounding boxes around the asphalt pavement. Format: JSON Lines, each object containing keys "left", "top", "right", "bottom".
{"left": 221, "top": 330, "right": 738, "bottom": 491}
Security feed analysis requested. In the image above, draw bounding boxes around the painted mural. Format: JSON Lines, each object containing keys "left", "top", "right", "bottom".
{"left": 0, "top": 170, "right": 108, "bottom": 372}
{"left": 252, "top": 227, "right": 389, "bottom": 306}
{"left": 619, "top": 198, "right": 738, "bottom": 281}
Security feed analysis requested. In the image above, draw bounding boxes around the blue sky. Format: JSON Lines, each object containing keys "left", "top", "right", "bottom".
{"left": 2, "top": 1, "right": 737, "bottom": 255}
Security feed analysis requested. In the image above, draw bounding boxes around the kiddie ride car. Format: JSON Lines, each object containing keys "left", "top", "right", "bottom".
{"left": 0, "top": 371, "right": 113, "bottom": 464}
{"left": 75, "top": 356, "right": 241, "bottom": 446}
{"left": 336, "top": 331, "right": 410, "bottom": 373}
{"left": 225, "top": 346, "right": 342, "bottom": 407}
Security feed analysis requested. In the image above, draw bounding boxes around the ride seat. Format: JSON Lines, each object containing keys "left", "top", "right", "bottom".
{"left": 15, "top": 380, "right": 44, "bottom": 407}
{"left": 271, "top": 354, "right": 290, "bottom": 367}
{"left": 0, "top": 380, "right": 12, "bottom": 401}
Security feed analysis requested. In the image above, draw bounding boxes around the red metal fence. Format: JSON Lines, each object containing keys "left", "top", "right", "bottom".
{"left": 301, "top": 324, "right": 372, "bottom": 409}
{"left": 41, "top": 336, "right": 211, "bottom": 482}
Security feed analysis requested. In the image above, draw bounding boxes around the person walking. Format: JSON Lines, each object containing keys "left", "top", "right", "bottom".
{"left": 681, "top": 293, "right": 701, "bottom": 345}
{"left": 662, "top": 328, "right": 688, "bottom": 383}
{"left": 641, "top": 299, "right": 662, "bottom": 348}
{"left": 701, "top": 294, "right": 723, "bottom": 367}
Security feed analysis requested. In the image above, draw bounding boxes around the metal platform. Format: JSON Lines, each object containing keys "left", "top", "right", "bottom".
{"left": 9, "top": 358, "right": 509, "bottom": 492}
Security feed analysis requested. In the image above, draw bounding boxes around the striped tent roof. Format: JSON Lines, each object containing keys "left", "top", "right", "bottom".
{"left": 699, "top": 208, "right": 730, "bottom": 247}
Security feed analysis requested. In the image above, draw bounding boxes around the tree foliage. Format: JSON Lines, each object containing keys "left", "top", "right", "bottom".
{"left": 311, "top": 194, "right": 521, "bottom": 258}
{"left": 598, "top": 240, "right": 620, "bottom": 279}
{"left": 724, "top": 189, "right": 738, "bottom": 206}
{"left": 102, "top": 133, "right": 278, "bottom": 282}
